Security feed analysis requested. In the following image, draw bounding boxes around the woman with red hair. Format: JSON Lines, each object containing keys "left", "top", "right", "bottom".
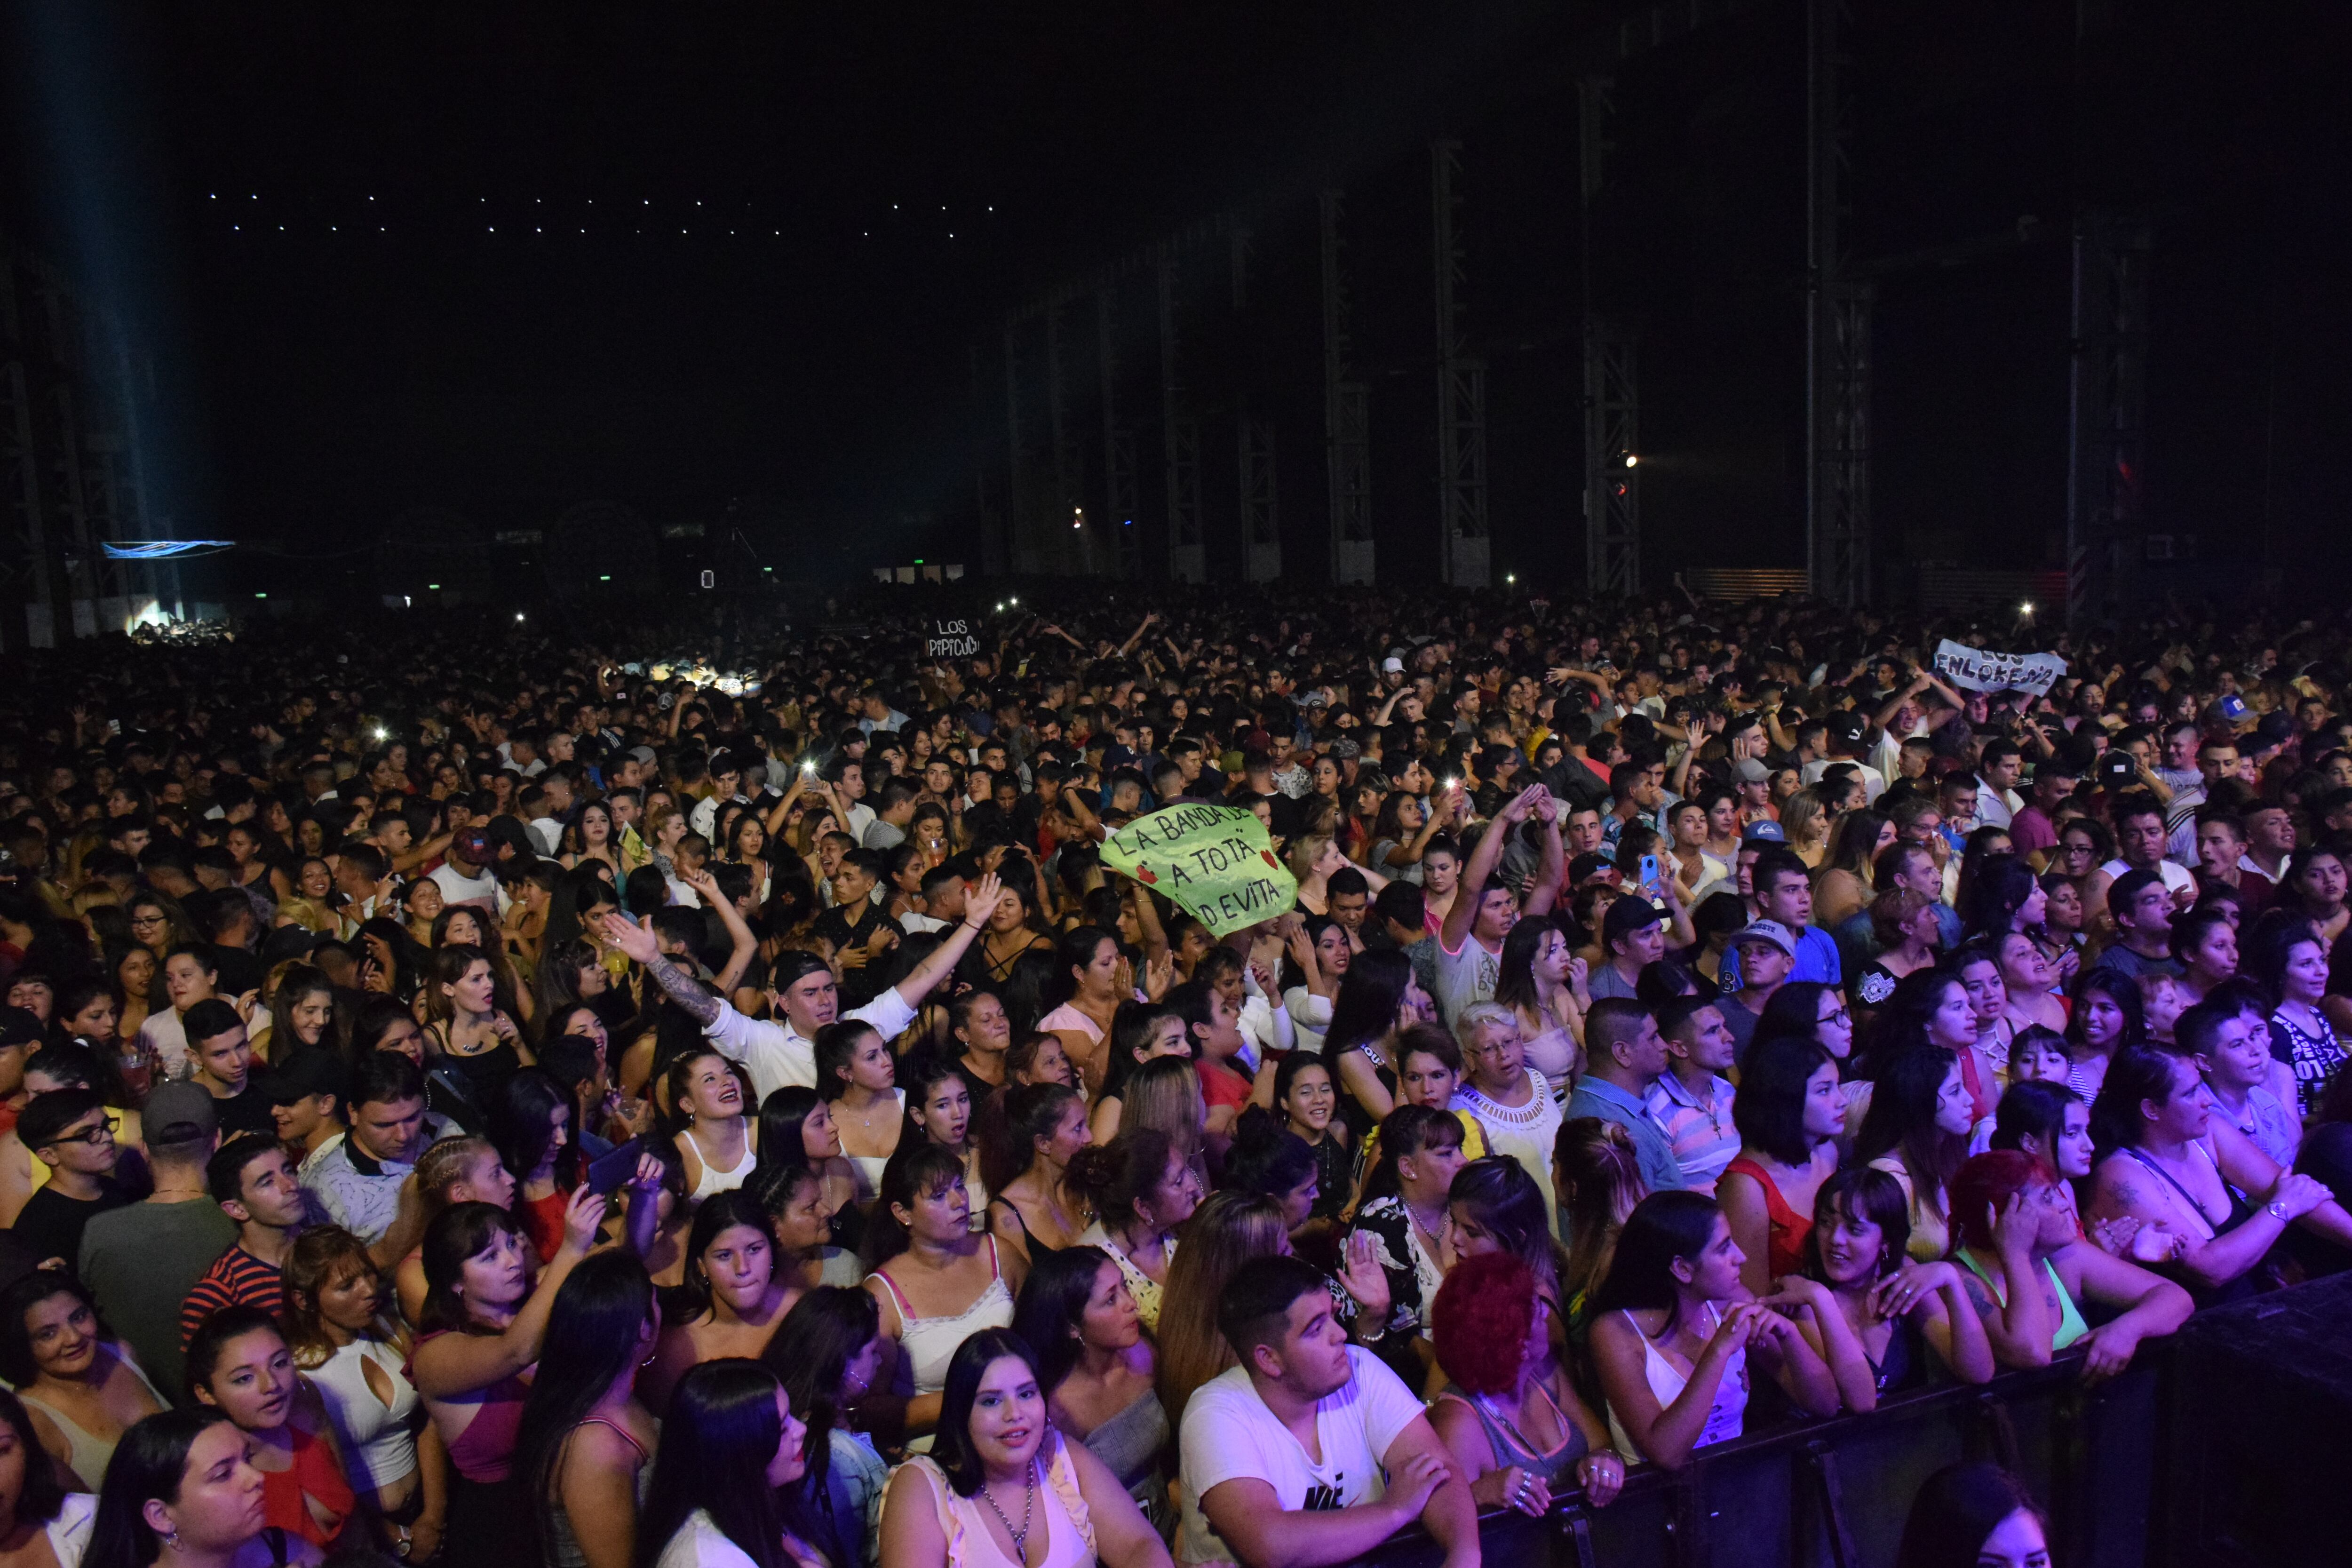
{"left": 1946, "top": 1150, "right": 2191, "bottom": 1381}
{"left": 1425, "top": 1252, "right": 1624, "bottom": 1516}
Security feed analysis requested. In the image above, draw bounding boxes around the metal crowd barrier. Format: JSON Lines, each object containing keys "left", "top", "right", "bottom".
{"left": 1354, "top": 1346, "right": 2163, "bottom": 1568}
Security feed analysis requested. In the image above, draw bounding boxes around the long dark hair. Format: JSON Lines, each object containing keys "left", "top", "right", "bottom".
{"left": 664, "top": 1190, "right": 775, "bottom": 1325}
{"left": 636, "top": 1360, "right": 793, "bottom": 1568}
{"left": 1323, "top": 949, "right": 1413, "bottom": 1055}
{"left": 514, "top": 1251, "right": 656, "bottom": 1556}
{"left": 87, "top": 1408, "right": 235, "bottom": 1568}
{"left": 1449, "top": 1155, "right": 1565, "bottom": 1303}
{"left": 1222, "top": 1106, "right": 1316, "bottom": 1204}
{"left": 1894, "top": 1461, "right": 2047, "bottom": 1568}
{"left": 489, "top": 1067, "right": 582, "bottom": 1195}
{"left": 1732, "top": 1035, "right": 1835, "bottom": 1166}
{"left": 416, "top": 1201, "right": 526, "bottom": 1334}
{"left": 978, "top": 1081, "right": 1080, "bottom": 1196}
{"left": 1010, "top": 1245, "right": 1118, "bottom": 1396}
{"left": 0, "top": 1390, "right": 64, "bottom": 1527}
{"left": 2089, "top": 1043, "right": 2191, "bottom": 1166}
{"left": 1492, "top": 915, "right": 1562, "bottom": 1016}
{"left": 864, "top": 1143, "right": 967, "bottom": 1266}
{"left": 929, "top": 1328, "right": 1045, "bottom": 1497}
{"left": 1353, "top": 1105, "right": 1464, "bottom": 1211}
{"left": 754, "top": 1086, "right": 826, "bottom": 1182}
{"left": 761, "top": 1287, "right": 882, "bottom": 1568}
{"left": 1045, "top": 925, "right": 1118, "bottom": 1012}
{"left": 1854, "top": 1046, "right": 1967, "bottom": 1218}
{"left": 0, "top": 1273, "right": 108, "bottom": 1388}
{"left": 1589, "top": 1190, "right": 1724, "bottom": 1323}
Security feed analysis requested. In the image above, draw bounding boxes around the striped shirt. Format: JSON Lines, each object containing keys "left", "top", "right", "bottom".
{"left": 181, "top": 1245, "right": 283, "bottom": 1347}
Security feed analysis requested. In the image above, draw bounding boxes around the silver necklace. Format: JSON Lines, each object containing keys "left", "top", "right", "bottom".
{"left": 979, "top": 1458, "right": 1037, "bottom": 1562}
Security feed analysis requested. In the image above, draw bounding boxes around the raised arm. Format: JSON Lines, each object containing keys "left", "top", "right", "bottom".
{"left": 679, "top": 867, "right": 760, "bottom": 995}
{"left": 1523, "top": 794, "right": 1565, "bottom": 917}
{"left": 1441, "top": 787, "right": 1537, "bottom": 950}
{"left": 598, "top": 912, "right": 723, "bottom": 1030}
{"left": 413, "top": 1187, "right": 603, "bottom": 1396}
{"left": 888, "top": 871, "right": 1001, "bottom": 1010}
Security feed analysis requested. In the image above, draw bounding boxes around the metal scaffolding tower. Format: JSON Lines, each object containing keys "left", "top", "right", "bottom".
{"left": 1043, "top": 294, "right": 1087, "bottom": 574}
{"left": 1579, "top": 77, "right": 1640, "bottom": 596}
{"left": 1238, "top": 393, "right": 1281, "bottom": 582}
{"left": 2065, "top": 214, "right": 2150, "bottom": 628}
{"left": 1804, "top": 0, "right": 1872, "bottom": 606}
{"left": 971, "top": 344, "right": 1006, "bottom": 576}
{"left": 1583, "top": 326, "right": 1640, "bottom": 596}
{"left": 1158, "top": 250, "right": 1204, "bottom": 582}
{"left": 1430, "top": 140, "right": 1489, "bottom": 589}
{"left": 1097, "top": 288, "right": 1141, "bottom": 580}
{"left": 1319, "top": 192, "right": 1374, "bottom": 585}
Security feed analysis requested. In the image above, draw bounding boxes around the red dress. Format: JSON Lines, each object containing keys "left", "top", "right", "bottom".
{"left": 1721, "top": 1155, "right": 1812, "bottom": 1280}
{"left": 261, "top": 1424, "right": 357, "bottom": 1547}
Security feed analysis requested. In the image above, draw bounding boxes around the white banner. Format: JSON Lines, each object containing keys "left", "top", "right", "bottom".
{"left": 1932, "top": 639, "right": 2069, "bottom": 696}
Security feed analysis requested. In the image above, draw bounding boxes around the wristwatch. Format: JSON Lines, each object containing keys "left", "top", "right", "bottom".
{"left": 2266, "top": 1200, "right": 2288, "bottom": 1222}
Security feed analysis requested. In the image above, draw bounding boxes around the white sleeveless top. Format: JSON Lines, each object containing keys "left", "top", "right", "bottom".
{"left": 687, "top": 1129, "right": 759, "bottom": 1201}
{"left": 870, "top": 1236, "right": 1017, "bottom": 1395}
{"left": 1606, "top": 1302, "right": 1748, "bottom": 1460}
{"left": 307, "top": 1336, "right": 421, "bottom": 1490}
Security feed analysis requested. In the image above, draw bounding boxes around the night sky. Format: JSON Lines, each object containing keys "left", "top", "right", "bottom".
{"left": 5, "top": 0, "right": 2349, "bottom": 593}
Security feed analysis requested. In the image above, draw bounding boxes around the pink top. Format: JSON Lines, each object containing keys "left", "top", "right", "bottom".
{"left": 1037, "top": 1003, "right": 1104, "bottom": 1045}
{"left": 412, "top": 1330, "right": 530, "bottom": 1482}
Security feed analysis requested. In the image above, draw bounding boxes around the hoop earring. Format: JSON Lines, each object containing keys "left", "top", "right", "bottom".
{"left": 163, "top": 1530, "right": 184, "bottom": 1553}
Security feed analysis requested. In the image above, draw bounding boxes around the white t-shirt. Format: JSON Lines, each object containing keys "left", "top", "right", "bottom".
{"left": 1430, "top": 933, "right": 1500, "bottom": 1028}
{"left": 654, "top": 1509, "right": 757, "bottom": 1568}
{"left": 2099, "top": 857, "right": 2194, "bottom": 899}
{"left": 136, "top": 1008, "right": 190, "bottom": 1080}
{"left": 1177, "top": 1346, "right": 1425, "bottom": 1567}
{"left": 429, "top": 861, "right": 501, "bottom": 907}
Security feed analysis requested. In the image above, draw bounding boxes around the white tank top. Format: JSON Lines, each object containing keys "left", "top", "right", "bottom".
{"left": 871, "top": 1236, "right": 1017, "bottom": 1395}
{"left": 1607, "top": 1302, "right": 1748, "bottom": 1459}
{"left": 687, "top": 1129, "right": 759, "bottom": 1202}
{"left": 306, "top": 1336, "right": 421, "bottom": 1491}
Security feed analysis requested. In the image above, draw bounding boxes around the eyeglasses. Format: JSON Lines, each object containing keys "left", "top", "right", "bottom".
{"left": 46, "top": 1118, "right": 115, "bottom": 1148}
{"left": 1820, "top": 1007, "right": 1851, "bottom": 1026}
{"left": 129, "top": 914, "right": 166, "bottom": 928}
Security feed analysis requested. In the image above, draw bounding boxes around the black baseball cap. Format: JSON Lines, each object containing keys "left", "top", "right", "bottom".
{"left": 260, "top": 1049, "right": 345, "bottom": 1106}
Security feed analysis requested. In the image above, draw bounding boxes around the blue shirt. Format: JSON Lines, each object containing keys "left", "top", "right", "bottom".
{"left": 1563, "top": 1075, "right": 1687, "bottom": 1194}
{"left": 1717, "top": 924, "right": 1844, "bottom": 992}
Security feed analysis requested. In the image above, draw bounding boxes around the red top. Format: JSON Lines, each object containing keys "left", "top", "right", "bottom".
{"left": 261, "top": 1424, "right": 357, "bottom": 1546}
{"left": 1721, "top": 1155, "right": 1812, "bottom": 1281}
{"left": 1197, "top": 1057, "right": 1253, "bottom": 1112}
{"left": 520, "top": 1187, "right": 571, "bottom": 1263}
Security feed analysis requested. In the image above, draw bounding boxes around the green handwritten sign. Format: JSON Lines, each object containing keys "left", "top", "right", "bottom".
{"left": 1100, "top": 804, "right": 1298, "bottom": 937}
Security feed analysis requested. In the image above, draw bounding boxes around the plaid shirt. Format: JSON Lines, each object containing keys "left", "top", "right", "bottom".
{"left": 1645, "top": 1070, "right": 1740, "bottom": 1196}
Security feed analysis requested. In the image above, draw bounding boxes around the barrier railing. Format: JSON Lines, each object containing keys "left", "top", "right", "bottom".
{"left": 1353, "top": 1345, "right": 2163, "bottom": 1568}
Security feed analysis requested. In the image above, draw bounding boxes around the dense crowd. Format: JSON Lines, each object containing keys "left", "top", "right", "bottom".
{"left": 0, "top": 582, "right": 2339, "bottom": 1568}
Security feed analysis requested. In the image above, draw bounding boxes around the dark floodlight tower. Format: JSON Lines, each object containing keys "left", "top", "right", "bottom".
{"left": 1159, "top": 248, "right": 1204, "bottom": 582}
{"left": 1430, "top": 139, "right": 1489, "bottom": 589}
{"left": 1230, "top": 223, "right": 1280, "bottom": 584}
{"left": 2065, "top": 214, "right": 2150, "bottom": 628}
{"left": 1044, "top": 292, "right": 1088, "bottom": 575}
{"left": 1579, "top": 76, "right": 1639, "bottom": 597}
{"left": 1097, "top": 287, "right": 1141, "bottom": 580}
{"left": 1003, "top": 313, "right": 1038, "bottom": 574}
{"left": 1320, "top": 191, "right": 1373, "bottom": 586}
{"left": 1805, "top": 0, "right": 1872, "bottom": 608}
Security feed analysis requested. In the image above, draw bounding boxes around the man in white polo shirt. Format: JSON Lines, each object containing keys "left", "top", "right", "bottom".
{"left": 1179, "top": 1255, "right": 1478, "bottom": 1568}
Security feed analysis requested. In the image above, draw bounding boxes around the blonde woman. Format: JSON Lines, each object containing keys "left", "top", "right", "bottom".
{"left": 1780, "top": 789, "right": 1832, "bottom": 869}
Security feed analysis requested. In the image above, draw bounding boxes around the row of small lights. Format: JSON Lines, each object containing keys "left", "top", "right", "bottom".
{"left": 210, "top": 192, "right": 991, "bottom": 241}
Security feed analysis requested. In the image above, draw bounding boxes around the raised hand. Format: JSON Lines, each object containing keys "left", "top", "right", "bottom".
{"left": 596, "top": 910, "right": 661, "bottom": 966}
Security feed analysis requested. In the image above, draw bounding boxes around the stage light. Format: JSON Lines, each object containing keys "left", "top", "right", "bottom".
{"left": 2019, "top": 602, "right": 2035, "bottom": 615}
{"left": 516, "top": 613, "right": 525, "bottom": 622}
{"left": 1506, "top": 574, "right": 1517, "bottom": 584}
{"left": 1623, "top": 453, "right": 1639, "bottom": 468}
{"left": 372, "top": 727, "right": 388, "bottom": 740}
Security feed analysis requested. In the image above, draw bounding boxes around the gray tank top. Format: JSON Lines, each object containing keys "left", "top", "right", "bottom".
{"left": 1439, "top": 1381, "right": 1589, "bottom": 1486}
{"left": 1081, "top": 1386, "right": 1171, "bottom": 1529}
